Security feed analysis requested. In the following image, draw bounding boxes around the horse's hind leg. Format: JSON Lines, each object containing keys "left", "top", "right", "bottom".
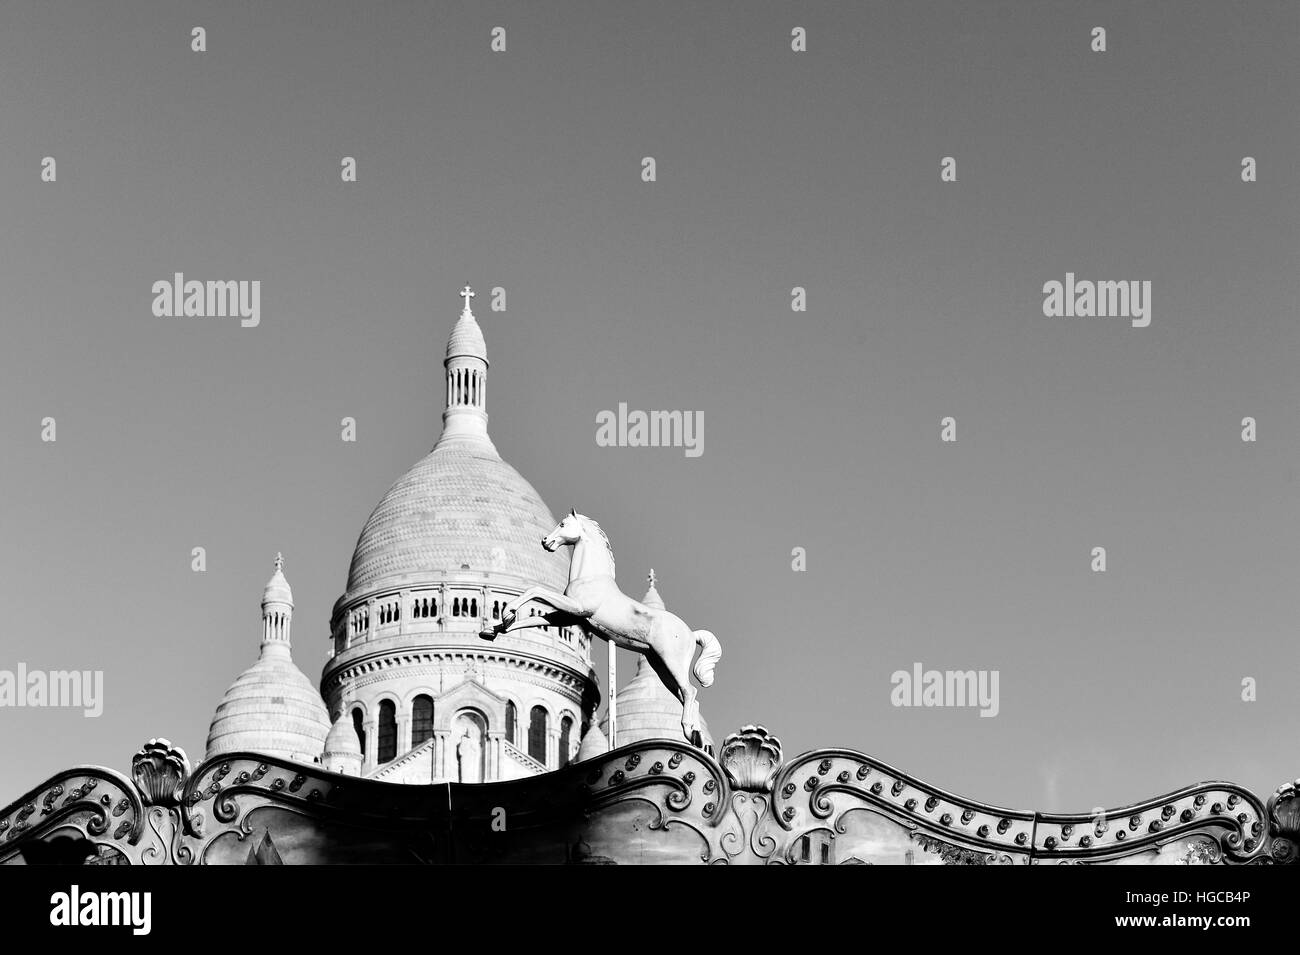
{"left": 645, "top": 647, "right": 701, "bottom": 746}
{"left": 680, "top": 685, "right": 701, "bottom": 745}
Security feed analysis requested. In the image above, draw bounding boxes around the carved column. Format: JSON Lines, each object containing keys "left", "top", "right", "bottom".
{"left": 397, "top": 714, "right": 411, "bottom": 755}
{"left": 364, "top": 718, "right": 378, "bottom": 774}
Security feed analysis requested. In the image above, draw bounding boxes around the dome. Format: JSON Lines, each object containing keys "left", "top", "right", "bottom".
{"left": 262, "top": 553, "right": 292, "bottom": 606}
{"left": 205, "top": 647, "right": 331, "bottom": 762}
{"left": 320, "top": 289, "right": 600, "bottom": 786}
{"left": 344, "top": 441, "right": 569, "bottom": 595}
{"left": 446, "top": 308, "right": 487, "bottom": 361}
{"left": 323, "top": 711, "right": 361, "bottom": 758}
{"left": 206, "top": 556, "right": 330, "bottom": 764}
{"left": 576, "top": 724, "right": 609, "bottom": 761}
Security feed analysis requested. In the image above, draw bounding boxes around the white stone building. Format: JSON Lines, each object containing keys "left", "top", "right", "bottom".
{"left": 205, "top": 288, "right": 716, "bottom": 784}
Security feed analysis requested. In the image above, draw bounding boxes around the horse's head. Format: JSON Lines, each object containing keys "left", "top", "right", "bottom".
{"left": 542, "top": 509, "right": 583, "bottom": 552}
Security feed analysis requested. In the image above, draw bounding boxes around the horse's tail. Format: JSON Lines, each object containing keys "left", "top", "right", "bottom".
{"left": 692, "top": 630, "right": 721, "bottom": 687}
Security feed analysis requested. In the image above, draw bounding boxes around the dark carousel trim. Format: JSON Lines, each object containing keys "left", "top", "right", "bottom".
{"left": 0, "top": 727, "right": 1294, "bottom": 865}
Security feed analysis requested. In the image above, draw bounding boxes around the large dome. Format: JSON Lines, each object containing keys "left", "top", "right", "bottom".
{"left": 345, "top": 441, "right": 569, "bottom": 596}
{"left": 322, "top": 290, "right": 600, "bottom": 785}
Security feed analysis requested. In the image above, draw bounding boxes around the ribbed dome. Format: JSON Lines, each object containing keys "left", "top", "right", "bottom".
{"left": 345, "top": 441, "right": 569, "bottom": 594}
{"left": 576, "top": 724, "right": 609, "bottom": 761}
{"left": 323, "top": 711, "right": 362, "bottom": 758}
{"left": 205, "top": 645, "right": 330, "bottom": 763}
{"left": 262, "top": 555, "right": 292, "bottom": 606}
{"left": 207, "top": 555, "right": 329, "bottom": 764}
{"left": 446, "top": 308, "right": 487, "bottom": 361}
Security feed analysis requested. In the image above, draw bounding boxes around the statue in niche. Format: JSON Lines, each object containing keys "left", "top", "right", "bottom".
{"left": 456, "top": 726, "right": 483, "bottom": 784}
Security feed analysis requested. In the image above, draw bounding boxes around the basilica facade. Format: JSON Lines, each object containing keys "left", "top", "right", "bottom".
{"left": 203, "top": 289, "right": 699, "bottom": 787}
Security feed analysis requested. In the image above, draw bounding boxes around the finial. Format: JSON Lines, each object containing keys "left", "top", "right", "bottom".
{"left": 648, "top": 568, "right": 656, "bottom": 588}
{"left": 274, "top": 552, "right": 284, "bottom": 573}
{"left": 459, "top": 284, "right": 475, "bottom": 315}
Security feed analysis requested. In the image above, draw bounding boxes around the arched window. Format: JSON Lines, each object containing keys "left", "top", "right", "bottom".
{"left": 452, "top": 599, "right": 460, "bottom": 617}
{"left": 377, "top": 700, "right": 397, "bottom": 764}
{"left": 528, "top": 706, "right": 548, "bottom": 765}
{"left": 471, "top": 598, "right": 478, "bottom": 617}
{"left": 505, "top": 701, "right": 517, "bottom": 744}
{"left": 351, "top": 708, "right": 366, "bottom": 756}
{"left": 492, "top": 601, "right": 500, "bottom": 620}
{"left": 559, "top": 715, "right": 574, "bottom": 769}
{"left": 412, "top": 695, "right": 434, "bottom": 748}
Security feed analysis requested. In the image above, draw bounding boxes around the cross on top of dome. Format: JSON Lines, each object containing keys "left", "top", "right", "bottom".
{"left": 460, "top": 284, "right": 475, "bottom": 314}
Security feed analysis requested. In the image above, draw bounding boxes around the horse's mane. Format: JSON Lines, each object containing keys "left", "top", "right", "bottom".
{"left": 576, "top": 514, "right": 615, "bottom": 574}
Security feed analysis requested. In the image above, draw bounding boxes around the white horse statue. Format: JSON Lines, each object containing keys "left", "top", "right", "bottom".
{"left": 480, "top": 510, "right": 721, "bottom": 748}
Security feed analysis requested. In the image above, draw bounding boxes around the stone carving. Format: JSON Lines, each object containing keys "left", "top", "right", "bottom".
{"left": 457, "top": 728, "right": 483, "bottom": 784}
{"left": 480, "top": 510, "right": 722, "bottom": 747}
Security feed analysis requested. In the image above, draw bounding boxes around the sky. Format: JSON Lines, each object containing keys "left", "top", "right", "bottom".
{"left": 0, "top": 0, "right": 1297, "bottom": 815}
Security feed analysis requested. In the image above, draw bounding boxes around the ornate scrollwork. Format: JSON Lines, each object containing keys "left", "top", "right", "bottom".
{"left": 0, "top": 764, "right": 145, "bottom": 864}
{"left": 0, "top": 731, "right": 1293, "bottom": 865}
{"left": 1034, "top": 782, "right": 1271, "bottom": 864}
{"left": 1264, "top": 778, "right": 1300, "bottom": 865}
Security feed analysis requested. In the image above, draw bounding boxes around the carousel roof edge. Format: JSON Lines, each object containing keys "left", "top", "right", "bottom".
{"left": 0, "top": 729, "right": 1295, "bottom": 864}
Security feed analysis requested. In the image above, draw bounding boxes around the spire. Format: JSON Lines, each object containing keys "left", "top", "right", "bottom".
{"left": 260, "top": 552, "right": 294, "bottom": 654}
{"left": 439, "top": 285, "right": 493, "bottom": 447}
{"left": 643, "top": 569, "right": 663, "bottom": 609}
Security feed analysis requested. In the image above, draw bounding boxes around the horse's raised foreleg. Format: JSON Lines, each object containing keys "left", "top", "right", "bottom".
{"left": 481, "top": 587, "right": 589, "bottom": 641}
{"left": 502, "top": 587, "right": 588, "bottom": 624}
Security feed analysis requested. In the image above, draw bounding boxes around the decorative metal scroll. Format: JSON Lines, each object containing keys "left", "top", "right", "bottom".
{"left": 0, "top": 728, "right": 1295, "bottom": 865}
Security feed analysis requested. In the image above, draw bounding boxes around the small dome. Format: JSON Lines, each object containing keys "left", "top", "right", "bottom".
{"left": 262, "top": 553, "right": 292, "bottom": 607}
{"left": 205, "top": 649, "right": 330, "bottom": 763}
{"left": 323, "top": 710, "right": 362, "bottom": 758}
{"left": 446, "top": 305, "right": 487, "bottom": 362}
{"left": 576, "top": 724, "right": 609, "bottom": 761}
{"left": 206, "top": 555, "right": 329, "bottom": 764}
